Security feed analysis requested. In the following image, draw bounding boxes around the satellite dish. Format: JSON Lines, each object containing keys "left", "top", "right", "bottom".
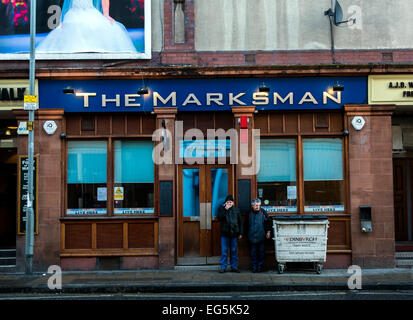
{"left": 326, "top": 0, "right": 356, "bottom": 26}
{"left": 334, "top": 0, "right": 344, "bottom": 25}
{"left": 324, "top": 0, "right": 356, "bottom": 64}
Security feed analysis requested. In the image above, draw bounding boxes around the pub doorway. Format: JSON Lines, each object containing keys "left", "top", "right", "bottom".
{"left": 177, "top": 164, "right": 233, "bottom": 265}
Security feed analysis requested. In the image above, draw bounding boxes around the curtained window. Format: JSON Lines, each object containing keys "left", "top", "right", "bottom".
{"left": 113, "top": 140, "right": 154, "bottom": 214}
{"left": 67, "top": 141, "right": 107, "bottom": 215}
{"left": 303, "top": 138, "right": 344, "bottom": 212}
{"left": 257, "top": 139, "right": 297, "bottom": 213}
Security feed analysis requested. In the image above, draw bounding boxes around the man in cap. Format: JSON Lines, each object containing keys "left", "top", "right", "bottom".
{"left": 245, "top": 198, "right": 272, "bottom": 273}
{"left": 217, "top": 195, "right": 243, "bottom": 273}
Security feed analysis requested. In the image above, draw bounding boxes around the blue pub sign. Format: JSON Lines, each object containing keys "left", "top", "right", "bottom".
{"left": 39, "top": 77, "right": 367, "bottom": 112}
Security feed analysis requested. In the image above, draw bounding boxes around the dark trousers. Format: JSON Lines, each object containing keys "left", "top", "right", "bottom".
{"left": 220, "top": 236, "right": 239, "bottom": 270}
{"left": 250, "top": 241, "right": 265, "bottom": 271}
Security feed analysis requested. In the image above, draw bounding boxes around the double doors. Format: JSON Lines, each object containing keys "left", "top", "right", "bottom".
{"left": 178, "top": 164, "right": 233, "bottom": 263}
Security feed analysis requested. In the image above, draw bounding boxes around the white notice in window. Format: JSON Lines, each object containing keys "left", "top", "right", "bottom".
{"left": 287, "top": 186, "right": 297, "bottom": 200}
{"left": 97, "top": 187, "right": 107, "bottom": 201}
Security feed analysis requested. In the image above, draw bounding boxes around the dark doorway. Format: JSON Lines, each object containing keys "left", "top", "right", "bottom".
{"left": 0, "top": 119, "right": 17, "bottom": 249}
{"left": 393, "top": 157, "right": 413, "bottom": 251}
{"left": 0, "top": 147, "right": 17, "bottom": 249}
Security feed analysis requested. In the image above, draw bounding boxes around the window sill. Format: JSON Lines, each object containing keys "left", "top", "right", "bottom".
{"left": 60, "top": 215, "right": 158, "bottom": 221}
{"left": 268, "top": 212, "right": 350, "bottom": 217}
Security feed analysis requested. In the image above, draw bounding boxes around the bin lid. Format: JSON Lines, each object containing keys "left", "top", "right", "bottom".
{"left": 272, "top": 214, "right": 328, "bottom": 220}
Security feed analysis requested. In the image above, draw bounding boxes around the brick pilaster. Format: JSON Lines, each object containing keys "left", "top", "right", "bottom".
{"left": 153, "top": 107, "right": 178, "bottom": 269}
{"left": 13, "top": 109, "right": 64, "bottom": 272}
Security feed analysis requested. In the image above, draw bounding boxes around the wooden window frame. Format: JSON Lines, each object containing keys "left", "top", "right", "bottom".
{"left": 255, "top": 111, "right": 349, "bottom": 216}
{"left": 63, "top": 137, "right": 157, "bottom": 218}
{"left": 254, "top": 111, "right": 351, "bottom": 253}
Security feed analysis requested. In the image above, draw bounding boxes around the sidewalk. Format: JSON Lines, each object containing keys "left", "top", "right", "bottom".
{"left": 0, "top": 267, "right": 412, "bottom": 294}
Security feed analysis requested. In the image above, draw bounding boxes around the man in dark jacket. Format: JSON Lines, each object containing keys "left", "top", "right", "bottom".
{"left": 217, "top": 195, "right": 243, "bottom": 273}
{"left": 246, "top": 198, "right": 272, "bottom": 273}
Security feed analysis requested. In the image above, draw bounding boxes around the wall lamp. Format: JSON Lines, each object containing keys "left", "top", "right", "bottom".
{"left": 137, "top": 86, "right": 149, "bottom": 95}
{"left": 62, "top": 87, "right": 75, "bottom": 94}
{"left": 258, "top": 83, "right": 270, "bottom": 93}
{"left": 333, "top": 82, "right": 344, "bottom": 92}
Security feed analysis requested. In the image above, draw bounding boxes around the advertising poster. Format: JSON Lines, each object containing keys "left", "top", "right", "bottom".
{"left": 0, "top": 0, "right": 151, "bottom": 59}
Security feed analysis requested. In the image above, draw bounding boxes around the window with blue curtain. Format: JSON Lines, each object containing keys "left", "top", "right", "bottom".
{"left": 113, "top": 140, "right": 154, "bottom": 214}
{"left": 67, "top": 141, "right": 107, "bottom": 215}
{"left": 303, "top": 138, "right": 344, "bottom": 212}
{"left": 257, "top": 139, "right": 297, "bottom": 213}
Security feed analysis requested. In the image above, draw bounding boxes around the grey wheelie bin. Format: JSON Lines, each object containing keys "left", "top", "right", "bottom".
{"left": 272, "top": 215, "right": 329, "bottom": 274}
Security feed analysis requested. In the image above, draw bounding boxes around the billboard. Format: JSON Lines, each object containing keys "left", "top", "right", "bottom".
{"left": 0, "top": 0, "right": 151, "bottom": 59}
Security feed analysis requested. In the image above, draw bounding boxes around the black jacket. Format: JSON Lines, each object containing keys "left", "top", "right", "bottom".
{"left": 217, "top": 205, "right": 243, "bottom": 238}
{"left": 245, "top": 208, "right": 272, "bottom": 243}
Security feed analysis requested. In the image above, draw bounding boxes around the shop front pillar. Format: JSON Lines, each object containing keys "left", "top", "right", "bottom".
{"left": 345, "top": 104, "right": 396, "bottom": 268}
{"left": 154, "top": 107, "right": 178, "bottom": 269}
{"left": 231, "top": 106, "right": 257, "bottom": 214}
{"left": 13, "top": 109, "right": 64, "bottom": 272}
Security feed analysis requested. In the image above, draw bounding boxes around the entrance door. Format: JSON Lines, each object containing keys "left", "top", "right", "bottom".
{"left": 393, "top": 158, "right": 413, "bottom": 242}
{"left": 178, "top": 164, "right": 233, "bottom": 264}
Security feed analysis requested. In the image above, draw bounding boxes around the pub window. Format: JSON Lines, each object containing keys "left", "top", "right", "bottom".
{"left": 303, "top": 138, "right": 344, "bottom": 212}
{"left": 257, "top": 139, "right": 297, "bottom": 213}
{"left": 113, "top": 140, "right": 154, "bottom": 215}
{"left": 67, "top": 141, "right": 107, "bottom": 215}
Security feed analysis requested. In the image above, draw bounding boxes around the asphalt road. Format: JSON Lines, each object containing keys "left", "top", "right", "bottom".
{"left": 1, "top": 290, "right": 413, "bottom": 300}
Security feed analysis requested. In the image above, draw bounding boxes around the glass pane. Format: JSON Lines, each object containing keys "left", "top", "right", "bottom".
{"left": 114, "top": 140, "right": 154, "bottom": 214}
{"left": 114, "top": 140, "right": 154, "bottom": 183}
{"left": 303, "top": 138, "right": 344, "bottom": 212}
{"left": 67, "top": 184, "right": 107, "bottom": 215}
{"left": 304, "top": 181, "right": 345, "bottom": 212}
{"left": 257, "top": 139, "right": 297, "bottom": 213}
{"left": 258, "top": 139, "right": 296, "bottom": 182}
{"left": 257, "top": 182, "right": 297, "bottom": 213}
{"left": 303, "top": 138, "right": 343, "bottom": 181}
{"left": 183, "top": 169, "right": 200, "bottom": 217}
{"left": 211, "top": 168, "right": 228, "bottom": 217}
{"left": 67, "top": 141, "right": 107, "bottom": 183}
{"left": 67, "top": 141, "right": 107, "bottom": 215}
{"left": 114, "top": 183, "right": 154, "bottom": 214}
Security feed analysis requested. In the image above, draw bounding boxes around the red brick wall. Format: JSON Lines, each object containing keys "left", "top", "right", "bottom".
{"left": 164, "top": 0, "right": 195, "bottom": 52}
{"left": 346, "top": 105, "right": 396, "bottom": 268}
{"left": 161, "top": 50, "right": 413, "bottom": 67}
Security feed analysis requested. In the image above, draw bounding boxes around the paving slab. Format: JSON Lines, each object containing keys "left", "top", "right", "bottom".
{"left": 0, "top": 268, "right": 412, "bottom": 294}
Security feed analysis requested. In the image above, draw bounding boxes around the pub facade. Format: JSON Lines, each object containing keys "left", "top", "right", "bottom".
{"left": 0, "top": 0, "right": 405, "bottom": 271}
{"left": 8, "top": 74, "right": 395, "bottom": 271}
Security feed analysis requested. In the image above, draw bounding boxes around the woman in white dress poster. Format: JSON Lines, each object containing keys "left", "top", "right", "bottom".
{"left": 37, "top": 0, "right": 137, "bottom": 53}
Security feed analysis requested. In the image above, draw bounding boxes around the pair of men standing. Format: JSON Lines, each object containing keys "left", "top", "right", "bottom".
{"left": 217, "top": 196, "right": 272, "bottom": 273}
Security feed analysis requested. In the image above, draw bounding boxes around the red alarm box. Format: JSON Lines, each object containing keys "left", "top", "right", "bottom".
{"left": 240, "top": 116, "right": 248, "bottom": 129}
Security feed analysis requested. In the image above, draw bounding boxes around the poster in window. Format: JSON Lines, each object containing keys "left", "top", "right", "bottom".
{"left": 0, "top": 0, "right": 151, "bottom": 59}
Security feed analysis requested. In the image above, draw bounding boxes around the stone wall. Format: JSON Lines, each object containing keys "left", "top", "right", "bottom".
{"left": 15, "top": 109, "right": 64, "bottom": 272}
{"left": 346, "top": 105, "right": 396, "bottom": 268}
